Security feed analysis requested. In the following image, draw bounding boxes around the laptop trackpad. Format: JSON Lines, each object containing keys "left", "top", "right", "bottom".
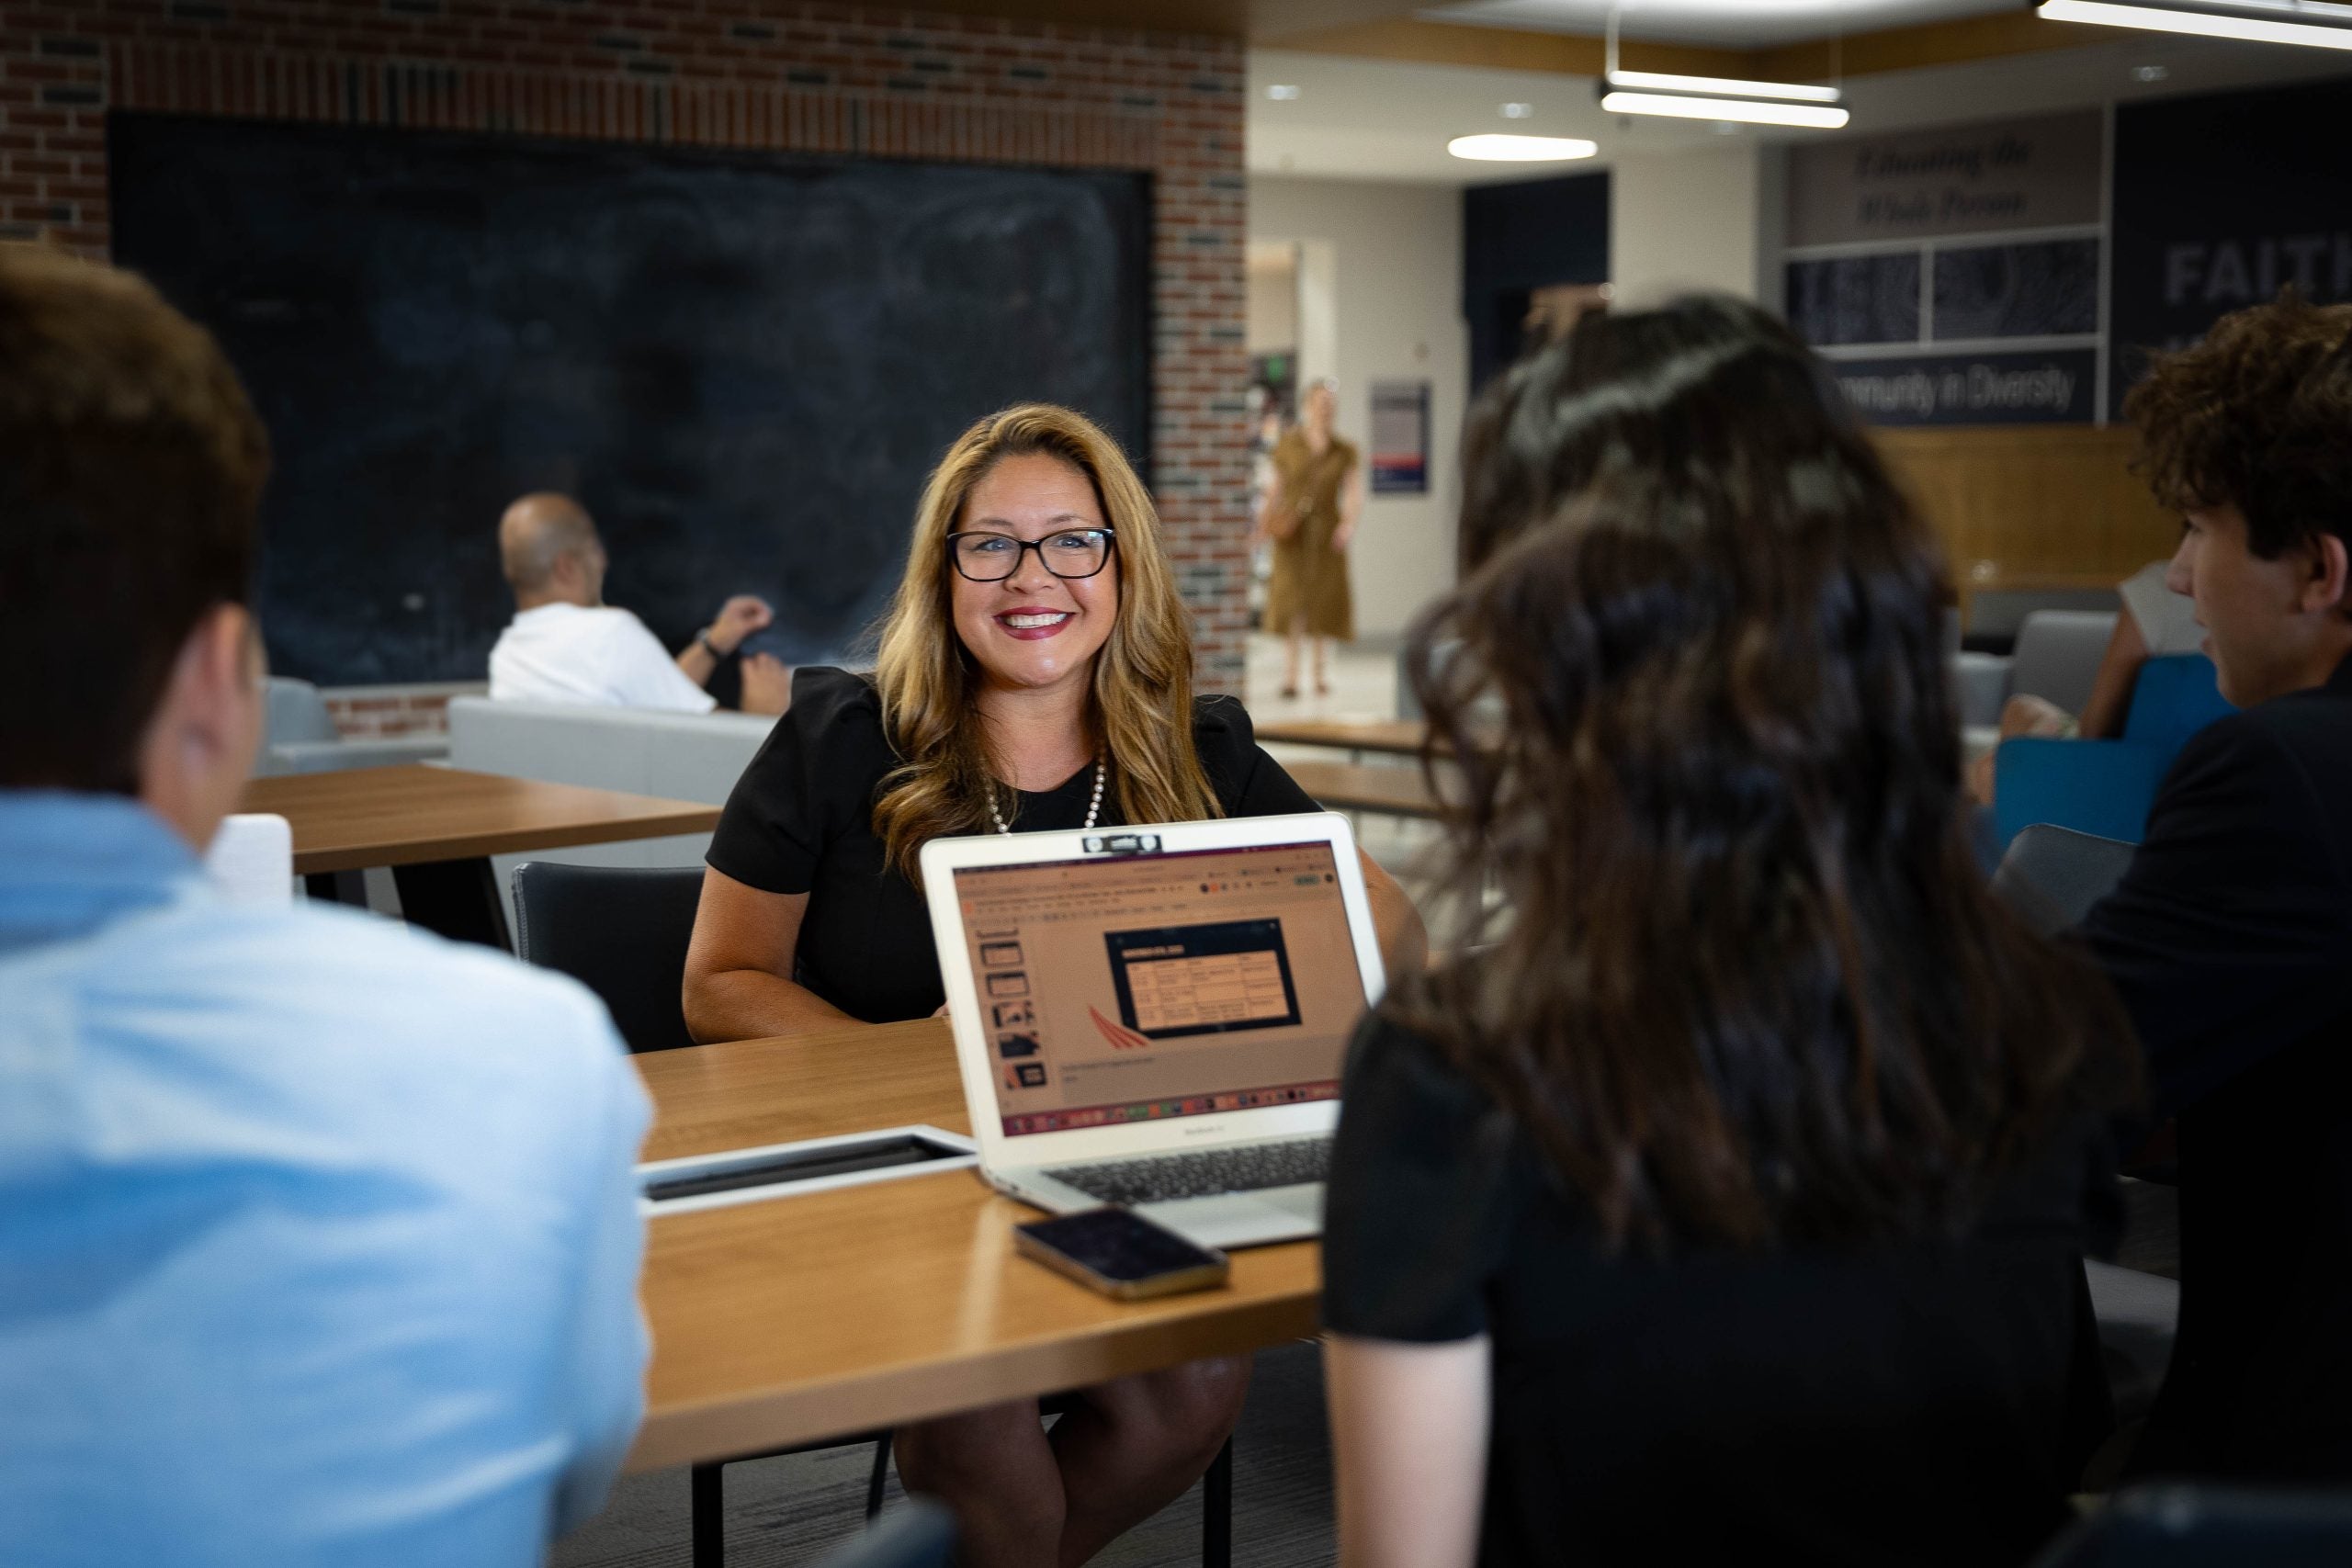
{"left": 1137, "top": 1183, "right": 1323, "bottom": 1251}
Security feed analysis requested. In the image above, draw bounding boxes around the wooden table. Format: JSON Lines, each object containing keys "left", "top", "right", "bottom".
{"left": 628, "top": 1019, "right": 1322, "bottom": 1473}
{"left": 1254, "top": 717, "right": 1431, "bottom": 761}
{"left": 240, "top": 763, "right": 720, "bottom": 947}
{"left": 1284, "top": 758, "right": 1445, "bottom": 822}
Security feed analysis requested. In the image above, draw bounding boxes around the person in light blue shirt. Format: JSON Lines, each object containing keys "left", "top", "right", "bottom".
{"left": 0, "top": 245, "right": 650, "bottom": 1567}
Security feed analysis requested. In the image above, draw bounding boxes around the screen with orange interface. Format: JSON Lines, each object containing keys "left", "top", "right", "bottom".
{"left": 951, "top": 841, "right": 1368, "bottom": 1137}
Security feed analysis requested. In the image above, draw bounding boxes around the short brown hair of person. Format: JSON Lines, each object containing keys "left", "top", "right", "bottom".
{"left": 0, "top": 245, "right": 269, "bottom": 792}
{"left": 2125, "top": 289, "right": 2352, "bottom": 561}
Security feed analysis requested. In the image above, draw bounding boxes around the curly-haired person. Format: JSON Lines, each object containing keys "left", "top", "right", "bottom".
{"left": 2081, "top": 290, "right": 2352, "bottom": 1481}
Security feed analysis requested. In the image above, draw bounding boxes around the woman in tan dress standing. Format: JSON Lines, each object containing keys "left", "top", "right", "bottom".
{"left": 1257, "top": 378, "right": 1365, "bottom": 698}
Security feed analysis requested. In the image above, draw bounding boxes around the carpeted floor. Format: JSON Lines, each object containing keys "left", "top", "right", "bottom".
{"left": 552, "top": 1341, "right": 1337, "bottom": 1568}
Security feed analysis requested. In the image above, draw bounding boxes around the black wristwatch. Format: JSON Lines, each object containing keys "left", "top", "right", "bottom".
{"left": 696, "top": 628, "right": 725, "bottom": 658}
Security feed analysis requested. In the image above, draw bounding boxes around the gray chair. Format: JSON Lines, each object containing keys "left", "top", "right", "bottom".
{"left": 2008, "top": 610, "right": 2121, "bottom": 720}
{"left": 1995, "top": 827, "right": 2177, "bottom": 1442}
{"left": 1991, "top": 823, "right": 2139, "bottom": 936}
{"left": 255, "top": 676, "right": 449, "bottom": 775}
{"left": 1957, "top": 609, "right": 2120, "bottom": 759}
{"left": 2083, "top": 1258, "right": 2179, "bottom": 1429}
{"left": 2030, "top": 1483, "right": 2352, "bottom": 1565}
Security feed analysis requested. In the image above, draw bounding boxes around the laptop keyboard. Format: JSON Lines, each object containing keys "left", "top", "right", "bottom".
{"left": 1047, "top": 1138, "right": 1331, "bottom": 1207}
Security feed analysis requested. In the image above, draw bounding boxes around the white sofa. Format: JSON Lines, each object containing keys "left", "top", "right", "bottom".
{"left": 258, "top": 677, "right": 448, "bottom": 775}
{"left": 446, "top": 696, "right": 782, "bottom": 927}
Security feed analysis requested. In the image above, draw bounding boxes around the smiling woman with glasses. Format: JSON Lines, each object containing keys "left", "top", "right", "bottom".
{"left": 682, "top": 401, "right": 1424, "bottom": 1568}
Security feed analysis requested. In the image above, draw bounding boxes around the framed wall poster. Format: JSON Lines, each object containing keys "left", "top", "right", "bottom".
{"left": 1369, "top": 380, "right": 1430, "bottom": 495}
{"left": 1782, "top": 109, "right": 2107, "bottom": 427}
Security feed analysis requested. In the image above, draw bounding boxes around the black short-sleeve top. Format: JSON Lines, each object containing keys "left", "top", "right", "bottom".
{"left": 706, "top": 665, "right": 1323, "bottom": 1024}
{"left": 1324, "top": 1011, "right": 2119, "bottom": 1568}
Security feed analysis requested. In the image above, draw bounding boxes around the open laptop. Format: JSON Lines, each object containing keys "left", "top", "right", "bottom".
{"left": 921, "top": 813, "right": 1385, "bottom": 1250}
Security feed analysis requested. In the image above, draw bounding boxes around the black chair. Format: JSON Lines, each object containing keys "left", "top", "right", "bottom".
{"left": 2030, "top": 1483, "right": 2352, "bottom": 1565}
{"left": 510, "top": 862, "right": 1237, "bottom": 1565}
{"left": 510, "top": 863, "right": 706, "bottom": 1054}
{"left": 511, "top": 860, "right": 889, "bottom": 1564}
{"left": 1992, "top": 823, "right": 2139, "bottom": 937}
{"left": 810, "top": 1500, "right": 955, "bottom": 1568}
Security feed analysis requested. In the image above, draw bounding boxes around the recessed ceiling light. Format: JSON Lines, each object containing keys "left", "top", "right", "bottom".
{"left": 2132, "top": 62, "right": 2171, "bottom": 79}
{"left": 2040, "top": 0, "right": 2352, "bottom": 50}
{"left": 1500, "top": 102, "right": 1534, "bottom": 118}
{"left": 1447, "top": 133, "right": 1600, "bottom": 162}
{"left": 1266, "top": 84, "right": 1300, "bottom": 100}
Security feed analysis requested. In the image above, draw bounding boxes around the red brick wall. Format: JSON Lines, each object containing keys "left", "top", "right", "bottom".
{"left": 1, "top": 0, "right": 1251, "bottom": 693}
{"left": 324, "top": 684, "right": 475, "bottom": 738}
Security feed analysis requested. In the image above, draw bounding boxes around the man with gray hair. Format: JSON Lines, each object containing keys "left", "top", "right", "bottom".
{"left": 488, "top": 491, "right": 791, "bottom": 715}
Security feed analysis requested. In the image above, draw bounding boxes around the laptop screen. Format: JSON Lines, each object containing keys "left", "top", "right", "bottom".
{"left": 950, "top": 840, "right": 1369, "bottom": 1137}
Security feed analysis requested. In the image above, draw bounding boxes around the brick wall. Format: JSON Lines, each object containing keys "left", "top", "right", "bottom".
{"left": 324, "top": 682, "right": 480, "bottom": 738}
{"left": 1, "top": 0, "right": 1252, "bottom": 696}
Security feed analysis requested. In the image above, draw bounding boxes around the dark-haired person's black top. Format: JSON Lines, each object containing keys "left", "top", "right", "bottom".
{"left": 2078, "top": 651, "right": 2352, "bottom": 1480}
{"left": 1324, "top": 1013, "right": 2118, "bottom": 1568}
{"left": 706, "top": 666, "right": 1321, "bottom": 1022}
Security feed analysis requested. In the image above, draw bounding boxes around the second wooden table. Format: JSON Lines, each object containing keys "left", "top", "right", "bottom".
{"left": 241, "top": 763, "right": 721, "bottom": 947}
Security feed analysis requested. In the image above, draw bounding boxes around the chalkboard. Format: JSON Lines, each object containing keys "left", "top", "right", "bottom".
{"left": 108, "top": 114, "right": 1153, "bottom": 685}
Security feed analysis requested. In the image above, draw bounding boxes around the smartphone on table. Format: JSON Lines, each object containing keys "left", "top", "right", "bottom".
{"left": 1013, "top": 1208, "right": 1230, "bottom": 1301}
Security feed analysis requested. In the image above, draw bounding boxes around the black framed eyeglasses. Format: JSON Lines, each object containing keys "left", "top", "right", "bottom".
{"left": 945, "top": 528, "right": 1117, "bottom": 582}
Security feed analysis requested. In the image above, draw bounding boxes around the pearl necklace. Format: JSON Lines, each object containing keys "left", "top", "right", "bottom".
{"left": 989, "top": 757, "right": 1106, "bottom": 835}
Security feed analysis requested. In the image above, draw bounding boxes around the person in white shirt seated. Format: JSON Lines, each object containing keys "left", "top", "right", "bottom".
{"left": 488, "top": 491, "right": 794, "bottom": 715}
{"left": 0, "top": 245, "right": 648, "bottom": 1567}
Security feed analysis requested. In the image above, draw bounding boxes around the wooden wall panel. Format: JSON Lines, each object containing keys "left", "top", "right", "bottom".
{"left": 1873, "top": 424, "right": 2182, "bottom": 622}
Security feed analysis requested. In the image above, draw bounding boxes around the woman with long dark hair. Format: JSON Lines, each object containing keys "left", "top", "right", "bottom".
{"left": 1319, "top": 298, "right": 2135, "bottom": 1567}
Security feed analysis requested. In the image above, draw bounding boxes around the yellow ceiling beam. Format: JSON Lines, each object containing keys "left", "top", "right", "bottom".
{"left": 1752, "top": 10, "right": 2121, "bottom": 78}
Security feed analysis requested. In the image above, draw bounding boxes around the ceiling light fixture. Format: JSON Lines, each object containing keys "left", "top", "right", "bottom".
{"left": 1266, "top": 83, "right": 1301, "bottom": 100}
{"left": 1500, "top": 101, "right": 1534, "bottom": 118}
{"left": 1447, "top": 133, "right": 1600, "bottom": 162}
{"left": 1593, "top": 5, "right": 1849, "bottom": 129}
{"left": 1604, "top": 68, "right": 1842, "bottom": 103}
{"left": 1598, "top": 88, "right": 1849, "bottom": 128}
{"left": 2039, "top": 0, "right": 2352, "bottom": 50}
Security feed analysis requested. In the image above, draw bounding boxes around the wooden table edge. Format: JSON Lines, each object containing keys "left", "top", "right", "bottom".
{"left": 1254, "top": 727, "right": 1428, "bottom": 758}
{"left": 624, "top": 1285, "right": 1321, "bottom": 1472}
{"left": 288, "top": 806, "right": 722, "bottom": 874}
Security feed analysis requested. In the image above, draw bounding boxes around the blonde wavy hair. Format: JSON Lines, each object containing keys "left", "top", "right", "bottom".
{"left": 872, "top": 404, "right": 1222, "bottom": 880}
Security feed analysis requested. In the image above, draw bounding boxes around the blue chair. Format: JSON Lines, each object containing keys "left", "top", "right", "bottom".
{"left": 2119, "top": 653, "right": 2235, "bottom": 753}
{"left": 1992, "top": 656, "right": 2232, "bottom": 850}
